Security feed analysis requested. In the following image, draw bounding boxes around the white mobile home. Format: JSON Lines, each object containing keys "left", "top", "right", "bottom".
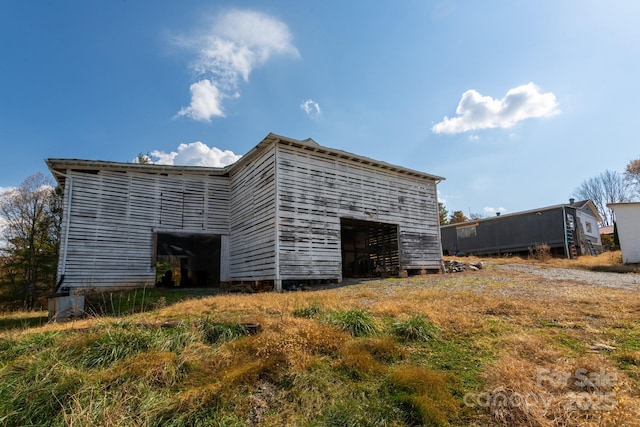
{"left": 47, "top": 134, "right": 444, "bottom": 317}
{"left": 608, "top": 202, "right": 640, "bottom": 264}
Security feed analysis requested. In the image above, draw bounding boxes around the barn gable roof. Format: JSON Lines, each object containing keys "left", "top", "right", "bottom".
{"left": 47, "top": 133, "right": 445, "bottom": 187}
{"left": 232, "top": 133, "right": 445, "bottom": 182}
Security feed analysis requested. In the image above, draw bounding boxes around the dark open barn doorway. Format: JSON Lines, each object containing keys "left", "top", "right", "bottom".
{"left": 155, "top": 233, "right": 221, "bottom": 287}
{"left": 340, "top": 218, "right": 400, "bottom": 278}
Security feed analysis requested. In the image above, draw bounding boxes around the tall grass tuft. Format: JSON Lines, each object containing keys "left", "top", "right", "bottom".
{"left": 0, "top": 331, "right": 59, "bottom": 363}
{"left": 292, "top": 303, "right": 324, "bottom": 319}
{"left": 0, "top": 357, "right": 86, "bottom": 426}
{"left": 392, "top": 315, "right": 440, "bottom": 342}
{"left": 196, "top": 318, "right": 250, "bottom": 344}
{"left": 328, "top": 309, "right": 378, "bottom": 337}
{"left": 74, "top": 324, "right": 155, "bottom": 369}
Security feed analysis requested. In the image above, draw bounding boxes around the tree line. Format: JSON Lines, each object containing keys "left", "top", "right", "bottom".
{"left": 0, "top": 173, "right": 61, "bottom": 310}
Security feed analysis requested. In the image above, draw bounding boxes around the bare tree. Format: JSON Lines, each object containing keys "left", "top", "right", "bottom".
{"left": 0, "top": 173, "right": 61, "bottom": 309}
{"left": 573, "top": 170, "right": 630, "bottom": 226}
{"left": 625, "top": 157, "right": 640, "bottom": 200}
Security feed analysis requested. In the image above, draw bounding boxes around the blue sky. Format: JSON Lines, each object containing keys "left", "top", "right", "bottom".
{"left": 1, "top": 1, "right": 639, "bottom": 217}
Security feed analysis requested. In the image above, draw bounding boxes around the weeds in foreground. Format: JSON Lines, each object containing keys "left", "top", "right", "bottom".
{"left": 528, "top": 243, "right": 551, "bottom": 261}
{"left": 1, "top": 266, "right": 640, "bottom": 426}
{"left": 392, "top": 315, "right": 440, "bottom": 342}
{"left": 328, "top": 308, "right": 378, "bottom": 337}
{"left": 197, "top": 318, "right": 250, "bottom": 344}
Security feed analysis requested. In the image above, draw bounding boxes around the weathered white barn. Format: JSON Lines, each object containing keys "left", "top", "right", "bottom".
{"left": 47, "top": 133, "right": 444, "bottom": 316}
{"left": 607, "top": 202, "right": 640, "bottom": 264}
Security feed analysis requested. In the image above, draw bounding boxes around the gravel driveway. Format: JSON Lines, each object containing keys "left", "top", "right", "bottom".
{"left": 494, "top": 263, "right": 640, "bottom": 290}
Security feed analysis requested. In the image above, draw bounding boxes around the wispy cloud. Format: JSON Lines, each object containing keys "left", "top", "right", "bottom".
{"left": 432, "top": 83, "right": 559, "bottom": 134}
{"left": 146, "top": 142, "right": 242, "bottom": 167}
{"left": 175, "top": 9, "right": 299, "bottom": 122}
{"left": 437, "top": 190, "right": 447, "bottom": 206}
{"left": 300, "top": 99, "right": 322, "bottom": 119}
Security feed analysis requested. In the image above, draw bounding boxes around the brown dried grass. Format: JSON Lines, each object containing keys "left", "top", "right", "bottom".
{"left": 3, "top": 255, "right": 640, "bottom": 426}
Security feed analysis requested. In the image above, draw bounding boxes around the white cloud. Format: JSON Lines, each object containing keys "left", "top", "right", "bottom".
{"left": 432, "top": 83, "right": 560, "bottom": 134}
{"left": 176, "top": 79, "right": 225, "bottom": 122}
{"left": 149, "top": 142, "right": 242, "bottom": 167}
{"left": 484, "top": 206, "right": 507, "bottom": 215}
{"left": 176, "top": 9, "right": 299, "bottom": 122}
{"left": 0, "top": 186, "right": 16, "bottom": 194}
{"left": 301, "top": 99, "right": 322, "bottom": 119}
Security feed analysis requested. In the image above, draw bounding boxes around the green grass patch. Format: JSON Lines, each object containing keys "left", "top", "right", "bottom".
{"left": 328, "top": 309, "right": 378, "bottom": 337}
{"left": 292, "top": 303, "right": 324, "bottom": 319}
{"left": 76, "top": 326, "right": 156, "bottom": 369}
{"left": 84, "top": 287, "right": 222, "bottom": 316}
{"left": 392, "top": 315, "right": 440, "bottom": 342}
{"left": 409, "top": 333, "right": 495, "bottom": 391}
{"left": 197, "top": 318, "right": 250, "bottom": 344}
{"left": 0, "top": 330, "right": 60, "bottom": 363}
{"left": 554, "top": 333, "right": 585, "bottom": 354}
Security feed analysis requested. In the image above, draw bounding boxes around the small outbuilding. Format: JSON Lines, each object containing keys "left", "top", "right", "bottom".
{"left": 440, "top": 199, "right": 602, "bottom": 258}
{"left": 607, "top": 202, "right": 640, "bottom": 264}
{"left": 47, "top": 133, "right": 445, "bottom": 318}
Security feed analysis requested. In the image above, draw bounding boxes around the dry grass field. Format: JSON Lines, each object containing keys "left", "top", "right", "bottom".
{"left": 1, "top": 252, "right": 639, "bottom": 426}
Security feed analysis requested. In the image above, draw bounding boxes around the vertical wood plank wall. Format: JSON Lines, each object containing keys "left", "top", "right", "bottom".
{"left": 59, "top": 169, "right": 230, "bottom": 290}
{"left": 276, "top": 145, "right": 442, "bottom": 280}
{"left": 228, "top": 144, "right": 277, "bottom": 281}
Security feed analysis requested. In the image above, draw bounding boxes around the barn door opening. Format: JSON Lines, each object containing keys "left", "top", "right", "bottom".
{"left": 340, "top": 218, "right": 399, "bottom": 278}
{"left": 155, "top": 233, "right": 221, "bottom": 287}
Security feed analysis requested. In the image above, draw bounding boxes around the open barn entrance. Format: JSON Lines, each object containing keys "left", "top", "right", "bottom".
{"left": 340, "top": 218, "right": 400, "bottom": 278}
{"left": 155, "top": 233, "right": 221, "bottom": 287}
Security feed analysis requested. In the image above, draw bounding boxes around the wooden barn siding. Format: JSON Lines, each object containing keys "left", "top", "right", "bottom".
{"left": 59, "top": 169, "right": 230, "bottom": 290}
{"left": 276, "top": 146, "right": 441, "bottom": 279}
{"left": 228, "top": 144, "right": 278, "bottom": 280}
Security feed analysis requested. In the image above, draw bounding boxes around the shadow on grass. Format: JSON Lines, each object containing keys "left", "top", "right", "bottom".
{"left": 587, "top": 264, "right": 640, "bottom": 274}
{"left": 0, "top": 312, "right": 48, "bottom": 331}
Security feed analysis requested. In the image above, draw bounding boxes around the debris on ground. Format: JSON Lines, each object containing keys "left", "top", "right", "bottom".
{"left": 589, "top": 343, "right": 617, "bottom": 352}
{"left": 444, "top": 260, "right": 484, "bottom": 273}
